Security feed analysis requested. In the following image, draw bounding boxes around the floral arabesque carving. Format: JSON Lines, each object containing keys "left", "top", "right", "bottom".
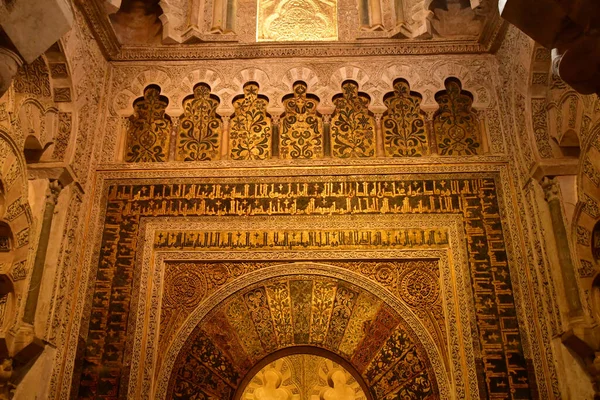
{"left": 331, "top": 81, "right": 376, "bottom": 158}
{"left": 279, "top": 82, "right": 323, "bottom": 159}
{"left": 433, "top": 78, "right": 481, "bottom": 156}
{"left": 382, "top": 79, "right": 430, "bottom": 157}
{"left": 229, "top": 82, "right": 272, "bottom": 160}
{"left": 13, "top": 57, "right": 51, "bottom": 98}
{"left": 125, "top": 85, "right": 172, "bottom": 162}
{"left": 167, "top": 273, "right": 437, "bottom": 400}
{"left": 176, "top": 83, "right": 222, "bottom": 161}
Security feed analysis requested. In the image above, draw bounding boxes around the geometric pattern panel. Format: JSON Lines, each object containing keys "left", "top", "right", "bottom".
{"left": 76, "top": 175, "right": 534, "bottom": 399}
{"left": 279, "top": 81, "right": 323, "bottom": 159}
{"left": 229, "top": 82, "right": 272, "bottom": 160}
{"left": 383, "top": 79, "right": 430, "bottom": 157}
{"left": 331, "top": 81, "right": 376, "bottom": 158}
{"left": 433, "top": 78, "right": 481, "bottom": 156}
{"left": 176, "top": 83, "right": 222, "bottom": 161}
{"left": 166, "top": 275, "right": 438, "bottom": 399}
{"left": 125, "top": 85, "right": 172, "bottom": 162}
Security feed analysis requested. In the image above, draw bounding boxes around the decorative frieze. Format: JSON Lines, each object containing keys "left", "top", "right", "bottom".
{"left": 331, "top": 81, "right": 376, "bottom": 158}
{"left": 433, "top": 78, "right": 481, "bottom": 156}
{"left": 125, "top": 86, "right": 172, "bottom": 163}
{"left": 229, "top": 83, "right": 272, "bottom": 160}
{"left": 382, "top": 79, "right": 430, "bottom": 157}
{"left": 176, "top": 84, "right": 222, "bottom": 161}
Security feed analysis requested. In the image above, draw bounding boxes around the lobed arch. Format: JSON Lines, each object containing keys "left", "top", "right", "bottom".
{"left": 14, "top": 98, "right": 60, "bottom": 163}
{"left": 0, "top": 129, "right": 33, "bottom": 330}
{"left": 324, "top": 66, "right": 373, "bottom": 112}
{"left": 0, "top": 128, "right": 30, "bottom": 226}
{"left": 179, "top": 69, "right": 224, "bottom": 103}
{"left": 235, "top": 346, "right": 374, "bottom": 400}
{"left": 281, "top": 67, "right": 320, "bottom": 92}
{"left": 380, "top": 63, "right": 420, "bottom": 92}
{"left": 429, "top": 61, "right": 493, "bottom": 109}
{"left": 329, "top": 66, "right": 371, "bottom": 92}
{"left": 112, "top": 68, "right": 178, "bottom": 117}
{"left": 155, "top": 262, "right": 449, "bottom": 399}
{"left": 279, "top": 67, "right": 323, "bottom": 110}
{"left": 230, "top": 68, "right": 278, "bottom": 112}
{"left": 573, "top": 120, "right": 600, "bottom": 286}
{"left": 547, "top": 90, "right": 586, "bottom": 150}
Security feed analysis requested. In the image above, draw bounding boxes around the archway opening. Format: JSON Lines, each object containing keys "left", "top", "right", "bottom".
{"left": 236, "top": 347, "right": 372, "bottom": 400}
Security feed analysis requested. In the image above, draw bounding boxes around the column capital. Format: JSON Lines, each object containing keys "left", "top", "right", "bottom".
{"left": 0, "top": 47, "right": 23, "bottom": 99}
{"left": 270, "top": 113, "right": 281, "bottom": 126}
{"left": 541, "top": 176, "right": 560, "bottom": 203}
{"left": 46, "top": 179, "right": 63, "bottom": 206}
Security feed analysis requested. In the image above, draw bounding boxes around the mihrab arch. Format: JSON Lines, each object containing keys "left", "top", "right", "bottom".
{"left": 157, "top": 263, "right": 447, "bottom": 400}
{"left": 236, "top": 348, "right": 371, "bottom": 400}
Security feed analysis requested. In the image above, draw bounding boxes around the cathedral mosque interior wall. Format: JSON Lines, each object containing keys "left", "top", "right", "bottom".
{"left": 0, "top": 0, "right": 599, "bottom": 399}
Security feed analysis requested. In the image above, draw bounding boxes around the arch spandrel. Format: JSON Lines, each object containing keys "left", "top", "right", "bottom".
{"left": 157, "top": 262, "right": 448, "bottom": 400}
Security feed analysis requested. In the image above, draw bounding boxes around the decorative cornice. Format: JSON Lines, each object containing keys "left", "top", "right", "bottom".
{"left": 76, "top": 0, "right": 507, "bottom": 62}
{"left": 75, "top": 0, "right": 121, "bottom": 59}
{"left": 112, "top": 40, "right": 489, "bottom": 61}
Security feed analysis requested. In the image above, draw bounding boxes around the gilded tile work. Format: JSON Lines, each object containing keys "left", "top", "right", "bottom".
{"left": 257, "top": 0, "right": 338, "bottom": 41}
{"left": 167, "top": 275, "right": 437, "bottom": 399}
{"left": 279, "top": 82, "right": 324, "bottom": 159}
{"left": 154, "top": 228, "right": 449, "bottom": 250}
{"left": 176, "top": 84, "right": 222, "bottom": 161}
{"left": 157, "top": 257, "right": 449, "bottom": 391}
{"left": 75, "top": 175, "right": 534, "bottom": 399}
{"left": 383, "top": 79, "right": 430, "bottom": 157}
{"left": 433, "top": 79, "right": 481, "bottom": 156}
{"left": 125, "top": 86, "right": 172, "bottom": 162}
{"left": 229, "top": 83, "right": 272, "bottom": 160}
{"left": 331, "top": 81, "right": 376, "bottom": 158}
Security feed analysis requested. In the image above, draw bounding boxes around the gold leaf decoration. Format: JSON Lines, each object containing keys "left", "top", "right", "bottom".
{"left": 280, "top": 81, "right": 323, "bottom": 159}
{"left": 229, "top": 82, "right": 272, "bottom": 160}
{"left": 125, "top": 85, "right": 171, "bottom": 162}
{"left": 383, "top": 79, "right": 430, "bottom": 157}
{"left": 433, "top": 78, "right": 481, "bottom": 156}
{"left": 257, "top": 0, "right": 338, "bottom": 41}
{"left": 176, "top": 83, "right": 222, "bottom": 161}
{"left": 331, "top": 81, "right": 376, "bottom": 158}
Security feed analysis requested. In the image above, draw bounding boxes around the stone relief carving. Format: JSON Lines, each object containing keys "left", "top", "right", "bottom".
{"left": 229, "top": 82, "right": 272, "bottom": 160}
{"left": 331, "top": 81, "right": 376, "bottom": 158}
{"left": 382, "top": 79, "right": 430, "bottom": 156}
{"left": 13, "top": 57, "right": 51, "bottom": 98}
{"left": 257, "top": 0, "right": 337, "bottom": 41}
{"left": 166, "top": 273, "right": 437, "bottom": 399}
{"left": 279, "top": 82, "right": 323, "bottom": 159}
{"left": 430, "top": 0, "right": 482, "bottom": 38}
{"left": 80, "top": 0, "right": 502, "bottom": 52}
{"left": 176, "top": 83, "right": 222, "bottom": 161}
{"left": 125, "top": 85, "right": 172, "bottom": 162}
{"left": 433, "top": 78, "right": 481, "bottom": 155}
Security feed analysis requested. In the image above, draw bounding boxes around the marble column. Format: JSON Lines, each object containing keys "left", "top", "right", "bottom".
{"left": 271, "top": 114, "right": 281, "bottom": 158}
{"left": 374, "top": 112, "right": 384, "bottom": 157}
{"left": 541, "top": 176, "right": 583, "bottom": 317}
{"left": 322, "top": 114, "right": 332, "bottom": 157}
{"left": 22, "top": 179, "right": 62, "bottom": 325}
{"left": 220, "top": 115, "right": 230, "bottom": 159}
